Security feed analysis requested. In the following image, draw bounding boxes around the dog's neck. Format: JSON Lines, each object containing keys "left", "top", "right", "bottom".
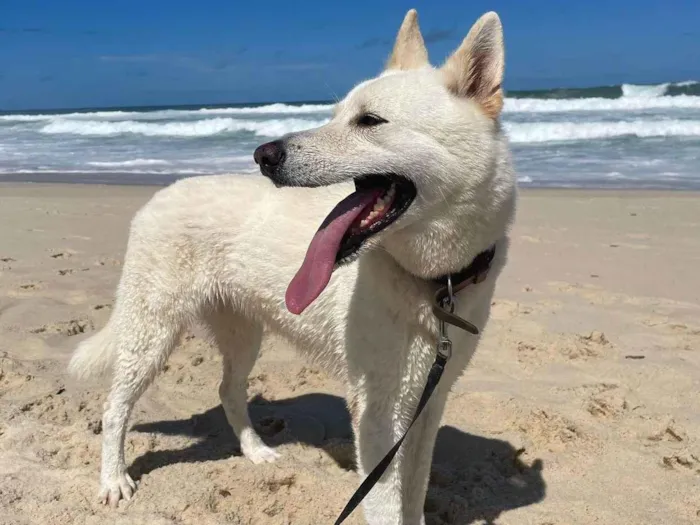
{"left": 381, "top": 170, "right": 516, "bottom": 281}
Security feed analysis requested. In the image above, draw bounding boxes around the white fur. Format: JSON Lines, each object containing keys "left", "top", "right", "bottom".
{"left": 68, "top": 10, "right": 517, "bottom": 524}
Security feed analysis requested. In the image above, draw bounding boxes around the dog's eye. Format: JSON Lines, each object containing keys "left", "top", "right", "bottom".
{"left": 356, "top": 113, "right": 387, "bottom": 127}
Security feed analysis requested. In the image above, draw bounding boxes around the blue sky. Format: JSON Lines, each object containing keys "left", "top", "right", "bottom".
{"left": 1, "top": 0, "right": 698, "bottom": 110}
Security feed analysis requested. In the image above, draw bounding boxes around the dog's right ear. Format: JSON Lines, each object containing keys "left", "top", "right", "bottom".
{"left": 385, "top": 9, "right": 429, "bottom": 71}
{"left": 441, "top": 12, "right": 505, "bottom": 119}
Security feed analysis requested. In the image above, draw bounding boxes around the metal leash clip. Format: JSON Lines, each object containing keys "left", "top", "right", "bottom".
{"left": 431, "top": 275, "right": 480, "bottom": 336}
{"left": 436, "top": 276, "right": 454, "bottom": 360}
{"left": 436, "top": 318, "right": 453, "bottom": 360}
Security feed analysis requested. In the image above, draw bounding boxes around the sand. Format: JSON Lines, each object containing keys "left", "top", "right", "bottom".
{"left": 0, "top": 183, "right": 698, "bottom": 525}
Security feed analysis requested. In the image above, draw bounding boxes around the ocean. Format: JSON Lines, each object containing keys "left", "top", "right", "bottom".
{"left": 1, "top": 80, "right": 699, "bottom": 189}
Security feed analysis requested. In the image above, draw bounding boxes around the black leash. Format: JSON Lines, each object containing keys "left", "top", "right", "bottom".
{"left": 333, "top": 347, "right": 449, "bottom": 525}
{"left": 333, "top": 245, "right": 496, "bottom": 524}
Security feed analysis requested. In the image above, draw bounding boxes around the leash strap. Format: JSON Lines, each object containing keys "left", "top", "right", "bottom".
{"left": 333, "top": 246, "right": 496, "bottom": 523}
{"left": 333, "top": 352, "right": 448, "bottom": 525}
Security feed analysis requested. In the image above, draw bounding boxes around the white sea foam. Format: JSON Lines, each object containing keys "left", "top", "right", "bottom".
{"left": 5, "top": 96, "right": 700, "bottom": 125}
{"left": 506, "top": 119, "right": 700, "bottom": 144}
{"left": 39, "top": 117, "right": 329, "bottom": 138}
{"left": 619, "top": 80, "right": 699, "bottom": 97}
{"left": 621, "top": 83, "right": 669, "bottom": 98}
{"left": 0, "top": 110, "right": 144, "bottom": 122}
{"left": 0, "top": 103, "right": 334, "bottom": 123}
{"left": 195, "top": 103, "right": 333, "bottom": 115}
{"left": 505, "top": 94, "right": 700, "bottom": 113}
{"left": 87, "top": 159, "right": 170, "bottom": 167}
{"left": 0, "top": 167, "right": 211, "bottom": 175}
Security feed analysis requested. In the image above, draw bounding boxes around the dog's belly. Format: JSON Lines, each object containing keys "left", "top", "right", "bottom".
{"left": 218, "top": 247, "right": 428, "bottom": 377}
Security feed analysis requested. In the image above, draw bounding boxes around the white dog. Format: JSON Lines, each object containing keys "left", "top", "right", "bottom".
{"left": 68, "top": 8, "right": 517, "bottom": 524}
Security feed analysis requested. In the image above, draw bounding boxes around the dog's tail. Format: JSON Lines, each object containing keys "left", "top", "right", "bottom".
{"left": 67, "top": 322, "right": 118, "bottom": 381}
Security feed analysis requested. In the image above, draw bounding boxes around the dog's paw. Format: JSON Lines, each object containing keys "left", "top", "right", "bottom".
{"left": 98, "top": 472, "right": 137, "bottom": 507}
{"left": 243, "top": 443, "right": 281, "bottom": 464}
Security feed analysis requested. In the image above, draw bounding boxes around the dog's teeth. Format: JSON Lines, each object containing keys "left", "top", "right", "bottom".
{"left": 358, "top": 186, "right": 400, "bottom": 231}
{"left": 372, "top": 188, "right": 395, "bottom": 213}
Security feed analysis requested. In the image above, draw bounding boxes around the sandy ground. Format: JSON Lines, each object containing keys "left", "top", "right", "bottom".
{"left": 0, "top": 183, "right": 698, "bottom": 525}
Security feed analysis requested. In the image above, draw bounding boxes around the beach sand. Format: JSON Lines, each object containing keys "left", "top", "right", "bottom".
{"left": 0, "top": 183, "right": 698, "bottom": 525}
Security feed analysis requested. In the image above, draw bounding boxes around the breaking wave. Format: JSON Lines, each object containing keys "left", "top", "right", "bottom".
{"left": 506, "top": 119, "right": 700, "bottom": 144}
{"left": 86, "top": 159, "right": 170, "bottom": 167}
{"left": 0, "top": 103, "right": 334, "bottom": 123}
{"left": 505, "top": 94, "right": 700, "bottom": 113}
{"left": 39, "top": 117, "right": 330, "bottom": 138}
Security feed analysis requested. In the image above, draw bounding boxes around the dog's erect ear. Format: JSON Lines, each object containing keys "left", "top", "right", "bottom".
{"left": 385, "top": 9, "right": 429, "bottom": 71}
{"left": 441, "top": 12, "right": 504, "bottom": 119}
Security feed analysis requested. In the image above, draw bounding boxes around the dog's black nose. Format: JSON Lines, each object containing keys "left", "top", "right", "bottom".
{"left": 254, "top": 140, "right": 286, "bottom": 176}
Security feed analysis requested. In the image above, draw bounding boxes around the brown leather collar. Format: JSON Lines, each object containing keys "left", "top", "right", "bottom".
{"left": 432, "top": 244, "right": 496, "bottom": 294}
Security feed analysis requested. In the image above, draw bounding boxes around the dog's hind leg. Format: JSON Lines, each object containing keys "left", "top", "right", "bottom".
{"left": 98, "top": 308, "right": 184, "bottom": 507}
{"left": 205, "top": 309, "right": 280, "bottom": 464}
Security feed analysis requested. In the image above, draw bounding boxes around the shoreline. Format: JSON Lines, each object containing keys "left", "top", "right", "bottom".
{"left": 3, "top": 175, "right": 700, "bottom": 194}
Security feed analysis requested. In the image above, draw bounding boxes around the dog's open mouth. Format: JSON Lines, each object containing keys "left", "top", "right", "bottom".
{"left": 286, "top": 174, "right": 416, "bottom": 314}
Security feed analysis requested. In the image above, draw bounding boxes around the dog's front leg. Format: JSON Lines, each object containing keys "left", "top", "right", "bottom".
{"left": 350, "top": 389, "right": 405, "bottom": 524}
{"left": 398, "top": 383, "right": 451, "bottom": 525}
{"left": 351, "top": 368, "right": 448, "bottom": 525}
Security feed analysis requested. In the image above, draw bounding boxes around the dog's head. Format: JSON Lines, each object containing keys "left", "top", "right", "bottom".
{"left": 254, "top": 10, "right": 511, "bottom": 314}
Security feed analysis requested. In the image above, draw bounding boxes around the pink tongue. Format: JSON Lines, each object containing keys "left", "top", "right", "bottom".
{"left": 286, "top": 189, "right": 381, "bottom": 315}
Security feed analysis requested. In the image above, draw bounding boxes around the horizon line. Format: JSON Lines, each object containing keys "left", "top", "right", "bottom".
{"left": 1, "top": 79, "right": 696, "bottom": 114}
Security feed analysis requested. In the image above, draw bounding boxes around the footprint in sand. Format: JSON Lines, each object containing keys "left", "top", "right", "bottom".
{"left": 559, "top": 331, "right": 611, "bottom": 360}
{"left": 510, "top": 408, "right": 590, "bottom": 453}
{"left": 640, "top": 319, "right": 700, "bottom": 351}
{"left": 93, "top": 304, "right": 112, "bottom": 311}
{"left": 667, "top": 323, "right": 700, "bottom": 337}
{"left": 251, "top": 407, "right": 327, "bottom": 448}
{"left": 586, "top": 389, "right": 629, "bottom": 419}
{"left": 661, "top": 453, "right": 700, "bottom": 472}
{"left": 30, "top": 319, "right": 94, "bottom": 337}
{"left": 490, "top": 299, "right": 537, "bottom": 320}
{"left": 0, "top": 353, "right": 36, "bottom": 394}
{"left": 95, "top": 257, "right": 122, "bottom": 267}
{"left": 555, "top": 382, "right": 619, "bottom": 397}
{"left": 517, "top": 331, "right": 612, "bottom": 366}
{"left": 56, "top": 268, "right": 90, "bottom": 276}
{"left": 18, "top": 282, "right": 42, "bottom": 291}
{"left": 647, "top": 419, "right": 688, "bottom": 444}
{"left": 293, "top": 366, "right": 327, "bottom": 391}
{"left": 639, "top": 418, "right": 700, "bottom": 474}
{"left": 50, "top": 251, "right": 73, "bottom": 259}
{"left": 8, "top": 384, "right": 106, "bottom": 470}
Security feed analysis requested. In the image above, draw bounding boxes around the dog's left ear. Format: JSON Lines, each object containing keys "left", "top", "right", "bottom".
{"left": 441, "top": 12, "right": 504, "bottom": 119}
{"left": 385, "top": 9, "right": 429, "bottom": 71}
